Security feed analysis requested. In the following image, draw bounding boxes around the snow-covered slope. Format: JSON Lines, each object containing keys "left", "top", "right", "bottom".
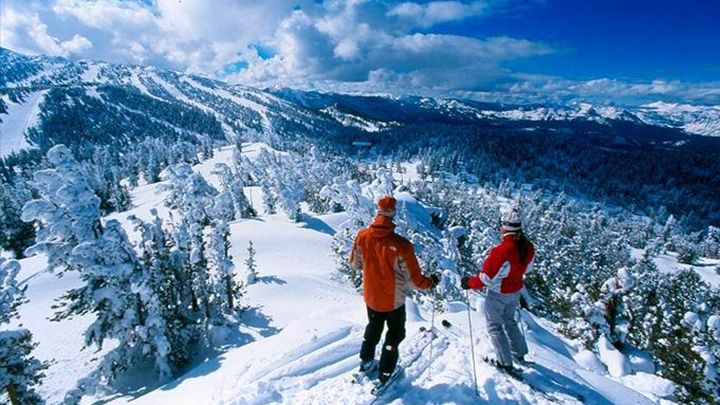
{"left": 0, "top": 90, "right": 46, "bottom": 157}
{"left": 12, "top": 143, "right": 689, "bottom": 405}
{"left": 2, "top": 46, "right": 719, "bottom": 161}
{"left": 0, "top": 47, "right": 348, "bottom": 153}
{"left": 637, "top": 102, "right": 720, "bottom": 137}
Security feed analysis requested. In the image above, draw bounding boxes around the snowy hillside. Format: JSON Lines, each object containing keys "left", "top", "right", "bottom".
{"left": 636, "top": 102, "right": 720, "bottom": 137}
{"left": 2, "top": 46, "right": 720, "bottom": 162}
{"left": 9, "top": 142, "right": 717, "bottom": 404}
{"left": 2, "top": 47, "right": 720, "bottom": 405}
{"left": 0, "top": 91, "right": 46, "bottom": 157}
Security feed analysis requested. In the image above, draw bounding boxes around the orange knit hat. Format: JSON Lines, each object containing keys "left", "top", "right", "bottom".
{"left": 377, "top": 196, "right": 397, "bottom": 217}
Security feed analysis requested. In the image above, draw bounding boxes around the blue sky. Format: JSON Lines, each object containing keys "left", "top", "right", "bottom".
{"left": 433, "top": 0, "right": 720, "bottom": 83}
{"left": 1, "top": 0, "right": 718, "bottom": 105}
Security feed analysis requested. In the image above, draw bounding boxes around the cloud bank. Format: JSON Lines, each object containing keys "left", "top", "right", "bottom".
{"left": 1, "top": 0, "right": 718, "bottom": 105}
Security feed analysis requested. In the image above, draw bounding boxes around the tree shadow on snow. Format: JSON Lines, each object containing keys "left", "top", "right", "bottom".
{"left": 98, "top": 308, "right": 281, "bottom": 403}
{"left": 241, "top": 306, "right": 282, "bottom": 338}
{"left": 256, "top": 275, "right": 287, "bottom": 285}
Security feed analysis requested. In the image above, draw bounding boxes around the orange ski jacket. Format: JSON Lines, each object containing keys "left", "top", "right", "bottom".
{"left": 349, "top": 215, "right": 433, "bottom": 312}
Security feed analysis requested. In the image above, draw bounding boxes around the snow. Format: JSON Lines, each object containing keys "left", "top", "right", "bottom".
{"left": 573, "top": 349, "right": 606, "bottom": 373}
{"left": 186, "top": 77, "right": 269, "bottom": 117}
{"left": 146, "top": 73, "right": 240, "bottom": 139}
{"left": 631, "top": 248, "right": 720, "bottom": 288}
{"left": 596, "top": 335, "right": 631, "bottom": 377}
{"left": 638, "top": 101, "right": 720, "bottom": 137}
{"left": 14, "top": 255, "right": 114, "bottom": 403}
{"left": 620, "top": 373, "right": 676, "bottom": 400}
{"left": 129, "top": 70, "right": 163, "bottom": 100}
{"left": 0, "top": 90, "right": 47, "bottom": 157}
{"left": 14, "top": 143, "right": 678, "bottom": 404}
{"left": 642, "top": 101, "right": 699, "bottom": 114}
{"left": 80, "top": 64, "right": 101, "bottom": 83}
{"left": 320, "top": 105, "right": 392, "bottom": 132}
{"left": 148, "top": 72, "right": 206, "bottom": 109}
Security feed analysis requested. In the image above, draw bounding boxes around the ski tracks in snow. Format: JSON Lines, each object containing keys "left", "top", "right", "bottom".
{"left": 221, "top": 323, "right": 364, "bottom": 404}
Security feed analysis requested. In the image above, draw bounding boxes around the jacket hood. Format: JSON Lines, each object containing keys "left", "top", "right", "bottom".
{"left": 369, "top": 214, "right": 395, "bottom": 238}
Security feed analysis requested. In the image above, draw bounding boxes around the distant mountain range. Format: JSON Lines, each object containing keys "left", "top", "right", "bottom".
{"left": 1, "top": 46, "right": 719, "bottom": 158}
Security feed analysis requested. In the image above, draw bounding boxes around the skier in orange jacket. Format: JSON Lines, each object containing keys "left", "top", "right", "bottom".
{"left": 350, "top": 196, "right": 440, "bottom": 382}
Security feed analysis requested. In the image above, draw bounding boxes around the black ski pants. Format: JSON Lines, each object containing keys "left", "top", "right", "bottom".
{"left": 360, "top": 305, "right": 406, "bottom": 375}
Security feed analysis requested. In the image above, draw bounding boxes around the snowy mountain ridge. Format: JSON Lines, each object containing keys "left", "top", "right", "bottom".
{"left": 2, "top": 46, "right": 720, "bottom": 160}
{"left": 636, "top": 102, "right": 720, "bottom": 138}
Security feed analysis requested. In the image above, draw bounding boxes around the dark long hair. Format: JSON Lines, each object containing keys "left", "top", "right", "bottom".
{"left": 514, "top": 231, "right": 532, "bottom": 262}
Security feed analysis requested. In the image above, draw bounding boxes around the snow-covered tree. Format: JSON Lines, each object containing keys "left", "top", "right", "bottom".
{"left": 1, "top": 257, "right": 46, "bottom": 405}
{"left": 684, "top": 308, "right": 720, "bottom": 402}
{"left": 303, "top": 147, "right": 343, "bottom": 214}
{"left": 330, "top": 227, "right": 360, "bottom": 288}
{"left": 319, "top": 177, "right": 374, "bottom": 228}
{"left": 700, "top": 226, "right": 720, "bottom": 259}
{"left": 88, "top": 146, "right": 131, "bottom": 213}
{"left": 131, "top": 210, "right": 195, "bottom": 374}
{"left": 161, "top": 164, "right": 218, "bottom": 226}
{"left": 236, "top": 147, "right": 307, "bottom": 220}
{"left": 0, "top": 181, "right": 35, "bottom": 258}
{"left": 245, "top": 241, "right": 258, "bottom": 285}
{"left": 21, "top": 145, "right": 102, "bottom": 274}
{"left": 61, "top": 219, "right": 175, "bottom": 401}
{"left": 212, "top": 191, "right": 236, "bottom": 223}
{"left": 208, "top": 220, "right": 241, "bottom": 319}
{"left": 368, "top": 167, "right": 395, "bottom": 201}
{"left": 647, "top": 271, "right": 713, "bottom": 403}
{"left": 211, "top": 163, "right": 255, "bottom": 219}
{"left": 19, "top": 146, "right": 198, "bottom": 402}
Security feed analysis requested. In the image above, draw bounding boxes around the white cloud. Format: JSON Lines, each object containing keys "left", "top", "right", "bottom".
{"left": 0, "top": 0, "right": 716, "bottom": 106}
{"left": 59, "top": 33, "right": 92, "bottom": 54}
{"left": 1, "top": 6, "right": 92, "bottom": 56}
{"left": 52, "top": 0, "right": 154, "bottom": 29}
{"left": 235, "top": 1, "right": 553, "bottom": 92}
{"left": 387, "top": 1, "right": 490, "bottom": 27}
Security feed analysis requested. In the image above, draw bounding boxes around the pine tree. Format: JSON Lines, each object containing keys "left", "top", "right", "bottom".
{"left": 208, "top": 220, "right": 241, "bottom": 319}
{"left": 245, "top": 241, "right": 258, "bottom": 285}
{"left": 21, "top": 145, "right": 102, "bottom": 274}
{"left": 0, "top": 257, "right": 46, "bottom": 405}
{"left": 0, "top": 180, "right": 35, "bottom": 258}
{"left": 648, "top": 271, "right": 712, "bottom": 403}
{"left": 61, "top": 219, "right": 176, "bottom": 400}
{"left": 20, "top": 146, "right": 181, "bottom": 402}
{"left": 212, "top": 191, "right": 236, "bottom": 223}
{"left": 684, "top": 305, "right": 720, "bottom": 403}
{"left": 211, "top": 163, "right": 255, "bottom": 219}
{"left": 131, "top": 210, "right": 196, "bottom": 372}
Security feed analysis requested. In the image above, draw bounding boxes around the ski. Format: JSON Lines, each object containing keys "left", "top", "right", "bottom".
{"left": 365, "top": 327, "right": 436, "bottom": 404}
{"left": 370, "top": 365, "right": 404, "bottom": 397}
{"left": 351, "top": 360, "right": 378, "bottom": 384}
{"left": 482, "top": 356, "right": 524, "bottom": 380}
{"left": 353, "top": 326, "right": 430, "bottom": 386}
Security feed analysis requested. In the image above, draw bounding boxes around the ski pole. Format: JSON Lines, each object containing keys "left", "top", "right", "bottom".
{"left": 516, "top": 306, "right": 526, "bottom": 340}
{"left": 427, "top": 300, "right": 436, "bottom": 381}
{"left": 465, "top": 289, "right": 480, "bottom": 397}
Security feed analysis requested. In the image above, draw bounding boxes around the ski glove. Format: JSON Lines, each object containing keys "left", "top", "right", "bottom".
{"left": 430, "top": 273, "right": 441, "bottom": 288}
{"left": 460, "top": 276, "right": 472, "bottom": 290}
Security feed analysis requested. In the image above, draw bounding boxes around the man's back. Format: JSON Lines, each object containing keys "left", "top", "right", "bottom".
{"left": 351, "top": 214, "right": 432, "bottom": 312}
